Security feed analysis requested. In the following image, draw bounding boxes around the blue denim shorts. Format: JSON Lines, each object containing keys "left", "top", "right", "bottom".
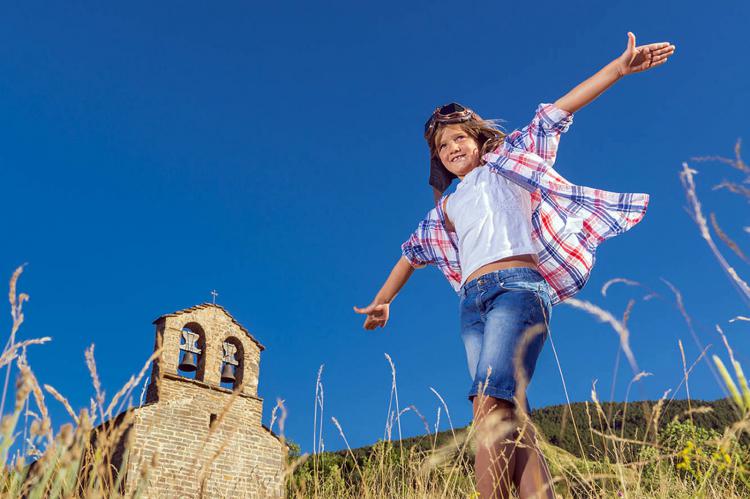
{"left": 458, "top": 267, "right": 552, "bottom": 410}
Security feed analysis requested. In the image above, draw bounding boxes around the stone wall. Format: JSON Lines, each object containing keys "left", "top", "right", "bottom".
{"left": 124, "top": 377, "right": 285, "bottom": 497}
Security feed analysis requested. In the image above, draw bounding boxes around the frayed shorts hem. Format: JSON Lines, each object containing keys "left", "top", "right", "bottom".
{"left": 467, "top": 385, "right": 531, "bottom": 413}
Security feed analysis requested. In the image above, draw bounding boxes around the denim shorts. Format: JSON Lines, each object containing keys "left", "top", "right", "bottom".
{"left": 458, "top": 267, "right": 552, "bottom": 410}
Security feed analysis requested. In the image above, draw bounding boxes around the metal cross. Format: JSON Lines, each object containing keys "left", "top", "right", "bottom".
{"left": 211, "top": 290, "right": 218, "bottom": 304}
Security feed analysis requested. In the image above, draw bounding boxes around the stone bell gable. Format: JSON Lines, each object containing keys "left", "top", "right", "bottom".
{"left": 145, "top": 303, "right": 265, "bottom": 403}
{"left": 117, "top": 303, "right": 286, "bottom": 498}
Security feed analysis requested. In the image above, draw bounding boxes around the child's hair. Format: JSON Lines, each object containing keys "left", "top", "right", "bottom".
{"left": 428, "top": 113, "right": 507, "bottom": 198}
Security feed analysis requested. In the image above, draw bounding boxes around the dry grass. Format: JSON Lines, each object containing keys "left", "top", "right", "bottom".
{"left": 284, "top": 338, "right": 750, "bottom": 498}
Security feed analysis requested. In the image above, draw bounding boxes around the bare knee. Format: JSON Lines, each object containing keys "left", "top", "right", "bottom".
{"left": 473, "top": 396, "right": 519, "bottom": 444}
{"left": 473, "top": 395, "right": 516, "bottom": 421}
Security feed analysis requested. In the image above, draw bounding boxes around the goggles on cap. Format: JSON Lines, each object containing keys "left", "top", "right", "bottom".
{"left": 423, "top": 102, "right": 476, "bottom": 142}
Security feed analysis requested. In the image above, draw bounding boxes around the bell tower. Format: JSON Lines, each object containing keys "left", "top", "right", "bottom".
{"left": 145, "top": 303, "right": 264, "bottom": 404}
{"left": 119, "top": 303, "right": 286, "bottom": 497}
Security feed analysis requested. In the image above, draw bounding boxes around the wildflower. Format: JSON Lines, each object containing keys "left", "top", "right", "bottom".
{"left": 676, "top": 440, "right": 695, "bottom": 474}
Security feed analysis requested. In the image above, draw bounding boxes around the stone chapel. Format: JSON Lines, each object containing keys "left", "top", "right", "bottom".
{"left": 112, "top": 303, "right": 286, "bottom": 497}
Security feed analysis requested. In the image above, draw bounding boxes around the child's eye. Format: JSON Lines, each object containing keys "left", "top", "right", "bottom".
{"left": 439, "top": 144, "right": 446, "bottom": 150}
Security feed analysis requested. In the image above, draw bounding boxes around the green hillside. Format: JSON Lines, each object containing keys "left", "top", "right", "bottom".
{"left": 337, "top": 398, "right": 739, "bottom": 461}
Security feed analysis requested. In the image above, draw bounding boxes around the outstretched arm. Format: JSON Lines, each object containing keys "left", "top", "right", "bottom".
{"left": 353, "top": 256, "right": 416, "bottom": 330}
{"left": 554, "top": 32, "right": 675, "bottom": 114}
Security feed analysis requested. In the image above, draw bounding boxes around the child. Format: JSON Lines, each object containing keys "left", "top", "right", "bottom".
{"left": 355, "top": 32, "right": 675, "bottom": 498}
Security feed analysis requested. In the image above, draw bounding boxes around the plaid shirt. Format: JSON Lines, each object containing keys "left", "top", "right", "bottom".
{"left": 401, "top": 103, "right": 649, "bottom": 306}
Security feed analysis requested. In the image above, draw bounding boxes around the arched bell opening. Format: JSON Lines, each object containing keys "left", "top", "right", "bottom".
{"left": 219, "top": 336, "right": 244, "bottom": 391}
{"left": 177, "top": 323, "right": 206, "bottom": 381}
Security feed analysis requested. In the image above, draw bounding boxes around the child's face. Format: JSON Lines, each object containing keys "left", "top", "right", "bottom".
{"left": 436, "top": 125, "right": 481, "bottom": 179}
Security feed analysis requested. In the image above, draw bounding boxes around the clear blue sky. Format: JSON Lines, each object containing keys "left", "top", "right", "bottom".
{"left": 1, "top": 1, "right": 749, "bottom": 454}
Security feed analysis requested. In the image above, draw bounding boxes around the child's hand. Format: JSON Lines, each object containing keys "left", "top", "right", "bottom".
{"left": 615, "top": 32, "right": 675, "bottom": 77}
{"left": 353, "top": 301, "right": 390, "bottom": 330}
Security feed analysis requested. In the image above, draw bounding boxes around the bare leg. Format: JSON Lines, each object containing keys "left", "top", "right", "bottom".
{"left": 512, "top": 421, "right": 556, "bottom": 499}
{"left": 472, "top": 395, "right": 516, "bottom": 499}
{"left": 473, "top": 396, "right": 556, "bottom": 499}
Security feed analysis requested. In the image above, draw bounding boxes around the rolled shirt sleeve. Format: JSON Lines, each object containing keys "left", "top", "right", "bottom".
{"left": 401, "top": 232, "right": 430, "bottom": 269}
{"left": 401, "top": 209, "right": 441, "bottom": 268}
{"left": 504, "top": 103, "right": 574, "bottom": 166}
{"left": 400, "top": 206, "right": 464, "bottom": 291}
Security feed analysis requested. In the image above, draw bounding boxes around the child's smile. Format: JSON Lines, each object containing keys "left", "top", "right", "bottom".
{"left": 436, "top": 124, "right": 481, "bottom": 179}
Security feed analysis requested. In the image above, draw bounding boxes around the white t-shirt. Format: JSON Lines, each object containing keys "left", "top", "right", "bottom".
{"left": 445, "top": 165, "right": 539, "bottom": 288}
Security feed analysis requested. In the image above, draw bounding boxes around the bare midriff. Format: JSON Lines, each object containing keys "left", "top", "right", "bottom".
{"left": 464, "top": 254, "right": 539, "bottom": 284}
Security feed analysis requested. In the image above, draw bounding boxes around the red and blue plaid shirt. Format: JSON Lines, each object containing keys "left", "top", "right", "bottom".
{"left": 401, "top": 103, "right": 649, "bottom": 306}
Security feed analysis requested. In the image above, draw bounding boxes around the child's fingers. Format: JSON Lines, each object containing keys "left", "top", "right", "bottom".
{"left": 651, "top": 52, "right": 672, "bottom": 65}
{"left": 363, "top": 316, "right": 386, "bottom": 330}
{"left": 653, "top": 47, "right": 676, "bottom": 62}
{"left": 641, "top": 41, "right": 672, "bottom": 51}
{"left": 652, "top": 43, "right": 675, "bottom": 54}
{"left": 353, "top": 305, "right": 372, "bottom": 314}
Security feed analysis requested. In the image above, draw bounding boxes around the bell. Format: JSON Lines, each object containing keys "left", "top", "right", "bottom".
{"left": 220, "top": 363, "right": 236, "bottom": 384}
{"left": 179, "top": 351, "right": 198, "bottom": 372}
